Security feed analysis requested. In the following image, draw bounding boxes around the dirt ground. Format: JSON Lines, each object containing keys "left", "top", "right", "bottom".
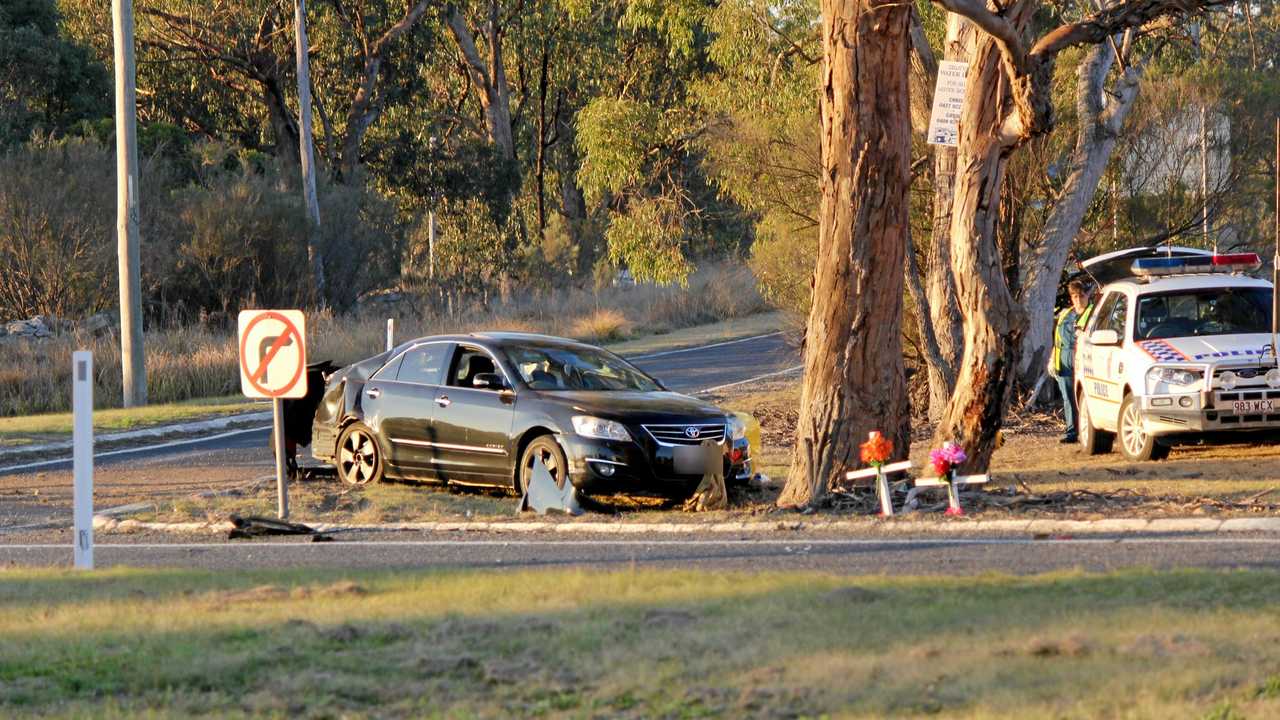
{"left": 10, "top": 376, "right": 1280, "bottom": 528}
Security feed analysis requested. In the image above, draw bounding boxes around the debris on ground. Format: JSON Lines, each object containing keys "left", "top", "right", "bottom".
{"left": 228, "top": 515, "right": 333, "bottom": 541}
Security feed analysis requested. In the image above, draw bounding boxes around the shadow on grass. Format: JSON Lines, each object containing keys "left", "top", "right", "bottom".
{"left": 3, "top": 567, "right": 1280, "bottom": 717}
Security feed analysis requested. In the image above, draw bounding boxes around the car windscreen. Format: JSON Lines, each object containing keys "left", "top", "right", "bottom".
{"left": 504, "top": 345, "right": 660, "bottom": 391}
{"left": 1135, "top": 287, "right": 1273, "bottom": 340}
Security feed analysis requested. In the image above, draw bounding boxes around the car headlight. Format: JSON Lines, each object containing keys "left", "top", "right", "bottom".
{"left": 1146, "top": 366, "right": 1203, "bottom": 389}
{"left": 571, "top": 416, "right": 632, "bottom": 442}
{"left": 726, "top": 414, "right": 747, "bottom": 441}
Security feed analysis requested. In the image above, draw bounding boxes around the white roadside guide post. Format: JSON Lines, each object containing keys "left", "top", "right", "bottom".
{"left": 845, "top": 461, "right": 913, "bottom": 516}
{"left": 237, "top": 310, "right": 308, "bottom": 519}
{"left": 386, "top": 318, "right": 394, "bottom": 353}
{"left": 72, "top": 351, "right": 94, "bottom": 569}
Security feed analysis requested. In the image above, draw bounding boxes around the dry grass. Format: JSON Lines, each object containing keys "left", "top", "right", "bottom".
{"left": 2, "top": 264, "right": 766, "bottom": 416}
{"left": 4, "top": 566, "right": 1280, "bottom": 718}
{"left": 569, "top": 308, "right": 634, "bottom": 342}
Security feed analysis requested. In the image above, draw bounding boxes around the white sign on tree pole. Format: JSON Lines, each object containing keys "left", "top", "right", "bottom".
{"left": 72, "top": 351, "right": 94, "bottom": 569}
{"left": 926, "top": 60, "right": 970, "bottom": 147}
{"left": 238, "top": 310, "right": 308, "bottom": 519}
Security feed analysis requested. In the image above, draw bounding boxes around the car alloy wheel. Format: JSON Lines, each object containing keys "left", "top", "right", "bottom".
{"left": 338, "top": 423, "right": 382, "bottom": 485}
{"left": 520, "top": 436, "right": 568, "bottom": 494}
{"left": 1118, "top": 394, "right": 1166, "bottom": 462}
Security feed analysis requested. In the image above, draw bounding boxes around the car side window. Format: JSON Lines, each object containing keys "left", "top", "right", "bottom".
{"left": 1096, "top": 292, "right": 1128, "bottom": 337}
{"left": 371, "top": 354, "right": 404, "bottom": 381}
{"left": 396, "top": 344, "right": 448, "bottom": 385}
{"left": 448, "top": 346, "right": 499, "bottom": 388}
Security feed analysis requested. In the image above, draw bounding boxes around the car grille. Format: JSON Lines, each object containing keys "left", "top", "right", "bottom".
{"left": 642, "top": 423, "right": 726, "bottom": 446}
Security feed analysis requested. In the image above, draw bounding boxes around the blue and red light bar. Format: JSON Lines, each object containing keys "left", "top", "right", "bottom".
{"left": 1131, "top": 252, "right": 1261, "bottom": 277}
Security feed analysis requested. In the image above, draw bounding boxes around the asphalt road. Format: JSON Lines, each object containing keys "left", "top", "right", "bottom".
{"left": 0, "top": 332, "right": 799, "bottom": 479}
{"left": 5, "top": 532, "right": 1280, "bottom": 575}
{"left": 0, "top": 333, "right": 799, "bottom": 528}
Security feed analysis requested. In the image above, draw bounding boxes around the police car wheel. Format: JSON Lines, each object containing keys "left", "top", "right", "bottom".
{"left": 1118, "top": 395, "right": 1167, "bottom": 462}
{"left": 1078, "top": 391, "right": 1113, "bottom": 455}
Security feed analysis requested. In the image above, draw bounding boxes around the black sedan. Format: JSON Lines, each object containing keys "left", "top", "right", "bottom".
{"left": 309, "top": 332, "right": 752, "bottom": 498}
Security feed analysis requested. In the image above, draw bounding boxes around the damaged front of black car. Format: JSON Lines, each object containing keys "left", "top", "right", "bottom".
{"left": 295, "top": 332, "right": 751, "bottom": 501}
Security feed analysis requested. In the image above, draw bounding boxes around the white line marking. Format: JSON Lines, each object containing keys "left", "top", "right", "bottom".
{"left": 0, "top": 426, "right": 271, "bottom": 474}
{"left": 4, "top": 537, "right": 1280, "bottom": 550}
{"left": 0, "top": 411, "right": 271, "bottom": 459}
{"left": 694, "top": 364, "right": 804, "bottom": 395}
{"left": 628, "top": 332, "right": 784, "bottom": 361}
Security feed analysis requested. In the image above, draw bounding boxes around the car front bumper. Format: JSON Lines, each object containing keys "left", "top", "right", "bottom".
{"left": 560, "top": 434, "right": 752, "bottom": 497}
{"left": 1139, "top": 389, "right": 1280, "bottom": 435}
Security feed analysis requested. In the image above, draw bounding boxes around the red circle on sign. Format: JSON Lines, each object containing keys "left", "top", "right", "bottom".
{"left": 239, "top": 311, "right": 305, "bottom": 398}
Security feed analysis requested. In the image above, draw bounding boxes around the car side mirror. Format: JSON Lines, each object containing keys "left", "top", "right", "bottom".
{"left": 1089, "top": 329, "right": 1120, "bottom": 346}
{"left": 472, "top": 372, "right": 505, "bottom": 390}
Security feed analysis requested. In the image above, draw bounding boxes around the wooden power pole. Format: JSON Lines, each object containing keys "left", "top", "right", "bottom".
{"left": 295, "top": 0, "right": 326, "bottom": 304}
{"left": 112, "top": 0, "right": 146, "bottom": 407}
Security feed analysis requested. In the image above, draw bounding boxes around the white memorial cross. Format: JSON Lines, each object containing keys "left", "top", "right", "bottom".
{"left": 845, "top": 460, "right": 913, "bottom": 516}
{"left": 914, "top": 473, "right": 989, "bottom": 516}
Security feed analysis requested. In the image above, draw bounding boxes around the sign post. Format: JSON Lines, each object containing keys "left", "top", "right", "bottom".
{"left": 73, "top": 351, "right": 93, "bottom": 569}
{"left": 238, "top": 310, "right": 308, "bottom": 519}
{"left": 926, "top": 60, "right": 969, "bottom": 147}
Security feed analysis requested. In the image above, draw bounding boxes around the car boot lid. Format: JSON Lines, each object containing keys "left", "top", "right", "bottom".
{"left": 1080, "top": 245, "right": 1213, "bottom": 285}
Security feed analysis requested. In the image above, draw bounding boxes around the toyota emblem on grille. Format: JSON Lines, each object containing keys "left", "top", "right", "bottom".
{"left": 684, "top": 426, "right": 701, "bottom": 439}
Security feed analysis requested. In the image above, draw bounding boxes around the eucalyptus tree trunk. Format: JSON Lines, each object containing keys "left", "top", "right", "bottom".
{"left": 778, "top": 0, "right": 912, "bottom": 508}
{"left": 930, "top": 6, "right": 1035, "bottom": 472}
{"left": 1018, "top": 36, "right": 1142, "bottom": 384}
{"left": 924, "top": 15, "right": 978, "bottom": 421}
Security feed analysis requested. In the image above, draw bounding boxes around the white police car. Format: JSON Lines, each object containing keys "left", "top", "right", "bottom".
{"left": 1074, "top": 246, "right": 1278, "bottom": 461}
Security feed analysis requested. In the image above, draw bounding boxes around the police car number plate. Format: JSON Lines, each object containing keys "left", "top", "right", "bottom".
{"left": 1230, "top": 399, "right": 1275, "bottom": 414}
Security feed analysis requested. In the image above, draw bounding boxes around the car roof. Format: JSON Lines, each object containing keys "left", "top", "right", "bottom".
{"left": 1103, "top": 273, "right": 1273, "bottom": 294}
{"left": 387, "top": 331, "right": 601, "bottom": 357}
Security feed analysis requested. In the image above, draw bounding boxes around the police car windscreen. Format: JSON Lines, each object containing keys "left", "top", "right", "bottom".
{"left": 1135, "top": 288, "right": 1273, "bottom": 340}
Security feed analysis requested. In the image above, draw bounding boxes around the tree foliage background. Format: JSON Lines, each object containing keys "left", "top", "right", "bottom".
{"left": 1, "top": 0, "right": 1277, "bottom": 375}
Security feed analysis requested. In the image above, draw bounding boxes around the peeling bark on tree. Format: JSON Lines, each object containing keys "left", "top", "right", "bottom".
{"left": 928, "top": 0, "right": 1232, "bottom": 472}
{"left": 930, "top": 20, "right": 1032, "bottom": 472}
{"left": 924, "top": 15, "right": 977, "bottom": 422}
{"left": 778, "top": 0, "right": 912, "bottom": 509}
{"left": 1018, "top": 34, "right": 1143, "bottom": 385}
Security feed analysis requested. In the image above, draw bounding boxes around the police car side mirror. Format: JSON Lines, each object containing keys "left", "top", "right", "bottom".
{"left": 1089, "top": 329, "right": 1120, "bottom": 346}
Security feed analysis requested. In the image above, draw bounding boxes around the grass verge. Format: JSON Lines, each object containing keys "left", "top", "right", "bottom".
{"left": 0, "top": 396, "right": 262, "bottom": 447}
{"left": 2, "top": 566, "right": 1279, "bottom": 718}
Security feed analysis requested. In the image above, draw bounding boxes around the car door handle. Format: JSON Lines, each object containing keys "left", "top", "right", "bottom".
{"left": 435, "top": 395, "right": 451, "bottom": 408}
{"left": 365, "top": 387, "right": 381, "bottom": 399}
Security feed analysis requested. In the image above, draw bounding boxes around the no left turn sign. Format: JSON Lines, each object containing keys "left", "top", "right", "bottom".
{"left": 238, "top": 310, "right": 308, "bottom": 399}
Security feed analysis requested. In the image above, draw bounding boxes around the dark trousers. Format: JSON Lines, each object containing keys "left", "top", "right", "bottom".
{"left": 1055, "top": 372, "right": 1077, "bottom": 439}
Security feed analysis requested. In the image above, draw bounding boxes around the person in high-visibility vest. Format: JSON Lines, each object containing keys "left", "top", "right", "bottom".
{"left": 1047, "top": 279, "right": 1091, "bottom": 443}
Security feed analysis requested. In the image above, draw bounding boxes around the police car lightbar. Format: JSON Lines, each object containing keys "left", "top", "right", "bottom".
{"left": 1131, "top": 252, "right": 1262, "bottom": 277}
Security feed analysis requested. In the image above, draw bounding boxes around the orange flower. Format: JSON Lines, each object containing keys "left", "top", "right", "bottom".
{"left": 860, "top": 431, "right": 893, "bottom": 466}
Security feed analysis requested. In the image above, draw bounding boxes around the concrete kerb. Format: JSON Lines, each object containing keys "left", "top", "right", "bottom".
{"left": 85, "top": 514, "right": 1280, "bottom": 536}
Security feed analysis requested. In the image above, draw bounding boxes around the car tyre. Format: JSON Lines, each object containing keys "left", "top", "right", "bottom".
{"left": 519, "top": 435, "right": 571, "bottom": 494}
{"left": 1117, "top": 394, "right": 1168, "bottom": 462}
{"left": 1078, "top": 390, "right": 1113, "bottom": 455}
{"left": 336, "top": 422, "right": 383, "bottom": 485}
